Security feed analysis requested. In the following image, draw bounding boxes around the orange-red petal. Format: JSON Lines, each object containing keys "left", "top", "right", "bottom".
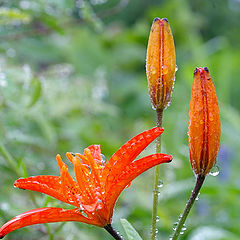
{"left": 86, "top": 145, "right": 102, "bottom": 166}
{"left": 0, "top": 207, "right": 102, "bottom": 238}
{"left": 105, "top": 153, "right": 172, "bottom": 219}
{"left": 14, "top": 176, "right": 80, "bottom": 208}
{"left": 103, "top": 127, "right": 164, "bottom": 183}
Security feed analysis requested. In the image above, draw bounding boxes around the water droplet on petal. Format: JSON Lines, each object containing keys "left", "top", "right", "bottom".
{"left": 162, "top": 65, "right": 168, "bottom": 75}
{"left": 175, "top": 65, "right": 178, "bottom": 72}
{"left": 101, "top": 154, "right": 106, "bottom": 165}
{"left": 209, "top": 165, "right": 220, "bottom": 176}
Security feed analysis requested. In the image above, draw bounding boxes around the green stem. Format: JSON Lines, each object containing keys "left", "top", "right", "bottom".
{"left": 45, "top": 223, "right": 54, "bottom": 240}
{"left": 171, "top": 174, "right": 205, "bottom": 240}
{"left": 0, "top": 141, "right": 53, "bottom": 239}
{"left": 151, "top": 108, "right": 163, "bottom": 240}
{"left": 104, "top": 224, "right": 123, "bottom": 240}
{"left": 0, "top": 142, "right": 21, "bottom": 176}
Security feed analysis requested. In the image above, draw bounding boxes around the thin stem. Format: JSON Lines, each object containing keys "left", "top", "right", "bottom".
{"left": 104, "top": 224, "right": 123, "bottom": 240}
{"left": 0, "top": 141, "right": 53, "bottom": 239}
{"left": 45, "top": 223, "right": 54, "bottom": 240}
{"left": 0, "top": 142, "right": 21, "bottom": 176}
{"left": 151, "top": 108, "right": 163, "bottom": 240}
{"left": 171, "top": 174, "right": 205, "bottom": 240}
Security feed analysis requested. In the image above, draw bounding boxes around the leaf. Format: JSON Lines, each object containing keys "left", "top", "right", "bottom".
{"left": 120, "top": 219, "right": 142, "bottom": 240}
{"left": 27, "top": 77, "right": 42, "bottom": 108}
{"left": 0, "top": 7, "right": 31, "bottom": 25}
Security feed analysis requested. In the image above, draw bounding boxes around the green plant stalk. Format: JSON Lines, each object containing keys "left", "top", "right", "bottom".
{"left": 0, "top": 142, "right": 21, "bottom": 176}
{"left": 151, "top": 108, "right": 163, "bottom": 240}
{"left": 171, "top": 174, "right": 205, "bottom": 240}
{"left": 0, "top": 142, "right": 53, "bottom": 239}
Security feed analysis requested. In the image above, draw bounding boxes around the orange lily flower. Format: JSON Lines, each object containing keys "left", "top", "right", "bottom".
{"left": 0, "top": 127, "right": 172, "bottom": 238}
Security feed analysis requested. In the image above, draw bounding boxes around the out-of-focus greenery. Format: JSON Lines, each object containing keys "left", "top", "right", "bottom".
{"left": 0, "top": 0, "right": 240, "bottom": 239}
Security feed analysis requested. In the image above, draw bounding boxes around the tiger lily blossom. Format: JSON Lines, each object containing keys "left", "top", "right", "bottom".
{"left": 0, "top": 127, "right": 172, "bottom": 238}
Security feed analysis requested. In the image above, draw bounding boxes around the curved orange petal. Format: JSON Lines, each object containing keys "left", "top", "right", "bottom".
{"left": 0, "top": 207, "right": 103, "bottom": 238}
{"left": 103, "top": 127, "right": 164, "bottom": 185}
{"left": 86, "top": 145, "right": 102, "bottom": 166}
{"left": 105, "top": 153, "right": 172, "bottom": 219}
{"left": 14, "top": 176, "right": 80, "bottom": 208}
{"left": 72, "top": 157, "right": 98, "bottom": 209}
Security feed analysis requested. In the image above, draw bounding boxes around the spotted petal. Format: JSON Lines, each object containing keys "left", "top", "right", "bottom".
{"left": 105, "top": 153, "right": 172, "bottom": 219}
{"left": 0, "top": 207, "right": 103, "bottom": 239}
{"left": 102, "top": 127, "right": 164, "bottom": 184}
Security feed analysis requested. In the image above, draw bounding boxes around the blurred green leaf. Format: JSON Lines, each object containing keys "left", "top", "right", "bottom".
{"left": 0, "top": 7, "right": 31, "bottom": 25}
{"left": 27, "top": 77, "right": 42, "bottom": 108}
{"left": 120, "top": 219, "right": 142, "bottom": 240}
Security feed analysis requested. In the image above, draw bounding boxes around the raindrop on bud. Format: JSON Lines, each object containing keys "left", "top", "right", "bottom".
{"left": 209, "top": 165, "right": 220, "bottom": 176}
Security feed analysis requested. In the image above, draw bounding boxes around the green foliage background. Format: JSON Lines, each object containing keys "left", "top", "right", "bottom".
{"left": 0, "top": 0, "right": 240, "bottom": 239}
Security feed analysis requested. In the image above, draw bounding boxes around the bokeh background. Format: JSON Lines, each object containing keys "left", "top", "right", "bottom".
{"left": 0, "top": 0, "right": 240, "bottom": 239}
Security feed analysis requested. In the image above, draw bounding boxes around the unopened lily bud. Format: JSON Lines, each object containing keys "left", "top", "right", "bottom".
{"left": 188, "top": 67, "right": 221, "bottom": 176}
{"left": 146, "top": 17, "right": 176, "bottom": 110}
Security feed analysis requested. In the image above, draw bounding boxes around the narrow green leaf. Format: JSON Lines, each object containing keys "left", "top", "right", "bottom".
{"left": 120, "top": 219, "right": 142, "bottom": 240}
{"left": 27, "top": 77, "right": 42, "bottom": 108}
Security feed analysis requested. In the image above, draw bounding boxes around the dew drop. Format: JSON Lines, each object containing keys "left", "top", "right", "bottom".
{"left": 156, "top": 216, "right": 160, "bottom": 222}
{"left": 196, "top": 193, "right": 200, "bottom": 201}
{"left": 180, "top": 224, "right": 187, "bottom": 234}
{"left": 125, "top": 182, "right": 131, "bottom": 188}
{"left": 175, "top": 65, "right": 178, "bottom": 72}
{"left": 209, "top": 112, "right": 214, "bottom": 121}
{"left": 209, "top": 165, "right": 220, "bottom": 176}
{"left": 151, "top": 103, "right": 157, "bottom": 110}
{"left": 172, "top": 222, "right": 178, "bottom": 231}
{"left": 101, "top": 154, "right": 106, "bottom": 165}
{"left": 158, "top": 180, "right": 163, "bottom": 188}
{"left": 162, "top": 65, "right": 168, "bottom": 75}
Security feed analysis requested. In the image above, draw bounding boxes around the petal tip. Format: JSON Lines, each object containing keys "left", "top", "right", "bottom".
{"left": 153, "top": 126, "right": 164, "bottom": 133}
{"left": 194, "top": 68, "right": 199, "bottom": 75}
{"left": 153, "top": 17, "right": 161, "bottom": 22}
{"left": 13, "top": 178, "right": 20, "bottom": 187}
{"left": 203, "top": 66, "right": 209, "bottom": 72}
{"left": 162, "top": 17, "right": 168, "bottom": 23}
{"left": 166, "top": 155, "right": 173, "bottom": 163}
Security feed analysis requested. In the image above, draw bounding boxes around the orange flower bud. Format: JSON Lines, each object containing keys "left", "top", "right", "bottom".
{"left": 188, "top": 67, "right": 221, "bottom": 176}
{"left": 146, "top": 17, "right": 176, "bottom": 110}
